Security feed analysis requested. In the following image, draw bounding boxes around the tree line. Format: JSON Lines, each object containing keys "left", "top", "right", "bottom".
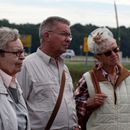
{"left": 0, "top": 19, "right": 130, "bottom": 57}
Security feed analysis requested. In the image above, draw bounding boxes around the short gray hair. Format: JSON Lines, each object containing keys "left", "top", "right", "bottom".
{"left": 39, "top": 16, "right": 70, "bottom": 43}
{"left": 0, "top": 27, "right": 20, "bottom": 49}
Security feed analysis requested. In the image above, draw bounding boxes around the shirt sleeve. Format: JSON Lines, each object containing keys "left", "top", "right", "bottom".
{"left": 17, "top": 63, "right": 32, "bottom": 100}
{"left": 74, "top": 76, "right": 93, "bottom": 130}
{"left": 0, "top": 114, "right": 3, "bottom": 130}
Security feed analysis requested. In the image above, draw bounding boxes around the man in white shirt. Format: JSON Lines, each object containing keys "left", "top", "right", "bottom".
{"left": 17, "top": 16, "right": 80, "bottom": 130}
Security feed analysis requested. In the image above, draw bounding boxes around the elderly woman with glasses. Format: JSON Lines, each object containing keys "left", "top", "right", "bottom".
{"left": 74, "top": 27, "right": 130, "bottom": 130}
{"left": 0, "top": 27, "right": 30, "bottom": 130}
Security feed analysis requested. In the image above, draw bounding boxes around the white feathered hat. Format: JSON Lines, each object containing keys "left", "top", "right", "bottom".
{"left": 88, "top": 27, "right": 116, "bottom": 54}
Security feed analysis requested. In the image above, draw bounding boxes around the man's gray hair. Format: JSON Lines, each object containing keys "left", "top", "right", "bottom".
{"left": 0, "top": 27, "right": 19, "bottom": 49}
{"left": 39, "top": 16, "right": 70, "bottom": 43}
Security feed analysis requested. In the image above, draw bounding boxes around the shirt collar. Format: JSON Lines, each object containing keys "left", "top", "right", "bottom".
{"left": 96, "top": 63, "right": 119, "bottom": 73}
{"left": 96, "top": 64, "right": 119, "bottom": 83}
{"left": 36, "top": 48, "right": 64, "bottom": 65}
{"left": 0, "top": 69, "right": 12, "bottom": 87}
{"left": 0, "top": 69, "right": 15, "bottom": 88}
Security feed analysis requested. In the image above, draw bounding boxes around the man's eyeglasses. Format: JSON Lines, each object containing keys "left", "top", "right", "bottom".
{"left": 48, "top": 31, "right": 72, "bottom": 40}
{"left": 0, "top": 49, "right": 24, "bottom": 57}
{"left": 97, "top": 47, "right": 119, "bottom": 57}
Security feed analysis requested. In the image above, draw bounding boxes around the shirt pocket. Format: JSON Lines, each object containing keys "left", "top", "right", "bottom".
{"left": 29, "top": 81, "right": 57, "bottom": 111}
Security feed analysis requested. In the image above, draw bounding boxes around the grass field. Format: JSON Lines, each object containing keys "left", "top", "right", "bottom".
{"left": 66, "top": 63, "right": 93, "bottom": 87}
{"left": 65, "top": 57, "right": 95, "bottom": 88}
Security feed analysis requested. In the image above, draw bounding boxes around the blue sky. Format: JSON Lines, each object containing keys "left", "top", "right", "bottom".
{"left": 0, "top": 0, "right": 130, "bottom": 27}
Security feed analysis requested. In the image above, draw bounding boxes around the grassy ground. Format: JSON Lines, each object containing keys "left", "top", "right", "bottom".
{"left": 69, "top": 64, "right": 91, "bottom": 84}
{"left": 65, "top": 62, "right": 94, "bottom": 88}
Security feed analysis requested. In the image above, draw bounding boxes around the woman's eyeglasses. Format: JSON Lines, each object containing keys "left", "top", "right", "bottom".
{"left": 97, "top": 47, "right": 119, "bottom": 57}
{"left": 0, "top": 49, "right": 24, "bottom": 57}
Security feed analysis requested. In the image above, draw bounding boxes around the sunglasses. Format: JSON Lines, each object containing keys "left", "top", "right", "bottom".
{"left": 97, "top": 47, "right": 119, "bottom": 57}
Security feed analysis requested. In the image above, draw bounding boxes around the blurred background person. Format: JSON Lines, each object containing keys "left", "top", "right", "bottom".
{"left": 17, "top": 16, "right": 80, "bottom": 130}
{"left": 0, "top": 27, "right": 30, "bottom": 130}
{"left": 74, "top": 27, "right": 130, "bottom": 130}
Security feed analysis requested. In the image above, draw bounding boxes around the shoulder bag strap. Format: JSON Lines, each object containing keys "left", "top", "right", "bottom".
{"left": 45, "top": 70, "right": 66, "bottom": 130}
{"left": 90, "top": 70, "right": 101, "bottom": 94}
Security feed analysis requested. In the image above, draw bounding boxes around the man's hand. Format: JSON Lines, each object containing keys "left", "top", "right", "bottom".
{"left": 73, "top": 125, "right": 81, "bottom": 130}
{"left": 73, "top": 128, "right": 80, "bottom": 130}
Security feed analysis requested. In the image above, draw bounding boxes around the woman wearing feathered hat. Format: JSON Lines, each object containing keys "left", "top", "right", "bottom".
{"left": 74, "top": 27, "right": 130, "bottom": 130}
